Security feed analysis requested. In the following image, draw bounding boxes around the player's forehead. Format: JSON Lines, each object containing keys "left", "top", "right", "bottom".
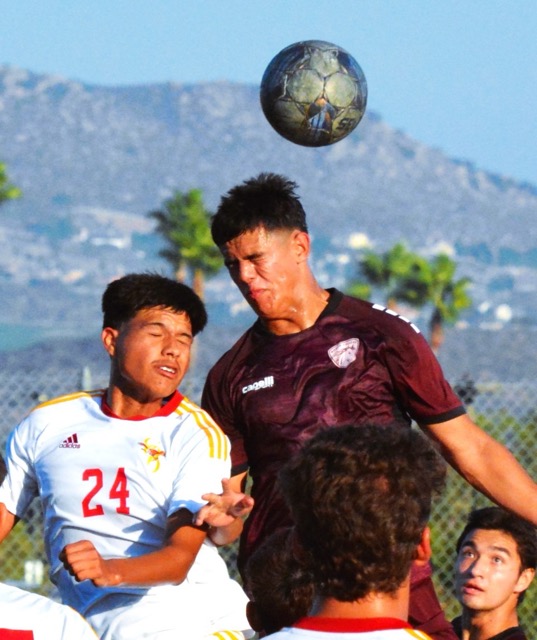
{"left": 221, "top": 226, "right": 292, "bottom": 256}
{"left": 460, "top": 528, "right": 520, "bottom": 557}
{"left": 131, "top": 306, "right": 192, "bottom": 332}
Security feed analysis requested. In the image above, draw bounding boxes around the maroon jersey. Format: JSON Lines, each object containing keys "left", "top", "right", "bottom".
{"left": 202, "top": 289, "right": 465, "bottom": 569}
{"left": 451, "top": 618, "right": 528, "bottom": 640}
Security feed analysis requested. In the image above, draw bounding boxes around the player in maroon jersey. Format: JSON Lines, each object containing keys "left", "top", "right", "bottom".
{"left": 200, "top": 173, "right": 537, "bottom": 639}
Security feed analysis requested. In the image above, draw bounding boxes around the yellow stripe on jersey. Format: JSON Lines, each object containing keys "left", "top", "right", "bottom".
{"left": 209, "top": 631, "right": 245, "bottom": 640}
{"left": 176, "top": 396, "right": 229, "bottom": 460}
{"left": 29, "top": 389, "right": 104, "bottom": 413}
{"left": 407, "top": 630, "right": 434, "bottom": 640}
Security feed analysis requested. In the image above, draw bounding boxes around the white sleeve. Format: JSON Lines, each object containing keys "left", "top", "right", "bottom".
{"left": 0, "top": 417, "right": 39, "bottom": 517}
{"left": 168, "top": 415, "right": 231, "bottom": 517}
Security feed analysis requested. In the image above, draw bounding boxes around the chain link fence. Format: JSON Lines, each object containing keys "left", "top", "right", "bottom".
{"left": 0, "top": 368, "right": 535, "bottom": 633}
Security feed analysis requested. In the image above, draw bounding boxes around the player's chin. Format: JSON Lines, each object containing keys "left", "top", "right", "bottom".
{"left": 151, "top": 379, "right": 182, "bottom": 400}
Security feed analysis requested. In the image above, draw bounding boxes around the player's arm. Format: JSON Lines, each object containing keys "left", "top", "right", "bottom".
{"left": 422, "top": 413, "right": 537, "bottom": 525}
{"left": 60, "top": 508, "right": 207, "bottom": 587}
{"left": 194, "top": 473, "right": 252, "bottom": 546}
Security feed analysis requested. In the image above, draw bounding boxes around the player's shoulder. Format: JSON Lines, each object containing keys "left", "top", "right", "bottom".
{"left": 27, "top": 389, "right": 104, "bottom": 418}
{"left": 340, "top": 293, "right": 424, "bottom": 337}
{"left": 173, "top": 395, "right": 229, "bottom": 459}
{"left": 206, "top": 324, "right": 258, "bottom": 375}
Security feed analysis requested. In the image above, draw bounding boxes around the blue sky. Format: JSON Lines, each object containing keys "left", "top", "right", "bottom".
{"left": 3, "top": 0, "right": 537, "bottom": 185}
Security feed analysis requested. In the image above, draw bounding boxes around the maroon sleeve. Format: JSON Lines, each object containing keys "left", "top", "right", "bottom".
{"left": 377, "top": 308, "right": 465, "bottom": 424}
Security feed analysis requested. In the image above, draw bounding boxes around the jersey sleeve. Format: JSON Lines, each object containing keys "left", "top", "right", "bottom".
{"left": 202, "top": 365, "right": 249, "bottom": 477}
{"left": 167, "top": 408, "right": 232, "bottom": 517}
{"left": 380, "top": 310, "right": 465, "bottom": 425}
{"left": 0, "top": 417, "right": 39, "bottom": 517}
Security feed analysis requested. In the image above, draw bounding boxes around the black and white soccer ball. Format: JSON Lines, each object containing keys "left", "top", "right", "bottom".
{"left": 260, "top": 40, "right": 368, "bottom": 147}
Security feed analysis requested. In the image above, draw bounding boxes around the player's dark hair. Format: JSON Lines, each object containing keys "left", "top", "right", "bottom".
{"left": 244, "top": 528, "right": 314, "bottom": 634}
{"left": 211, "top": 173, "right": 308, "bottom": 245}
{"left": 279, "top": 424, "right": 446, "bottom": 601}
{"left": 102, "top": 272, "right": 207, "bottom": 336}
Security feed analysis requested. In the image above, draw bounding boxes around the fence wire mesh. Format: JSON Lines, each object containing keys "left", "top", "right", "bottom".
{"left": 0, "top": 368, "right": 535, "bottom": 633}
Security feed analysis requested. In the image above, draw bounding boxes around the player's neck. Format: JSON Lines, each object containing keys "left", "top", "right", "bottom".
{"left": 460, "top": 605, "right": 520, "bottom": 640}
{"left": 264, "top": 282, "right": 330, "bottom": 335}
{"left": 105, "top": 386, "right": 168, "bottom": 419}
{"left": 311, "top": 587, "right": 409, "bottom": 622}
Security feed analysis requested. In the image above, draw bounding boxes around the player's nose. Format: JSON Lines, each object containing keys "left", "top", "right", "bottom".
{"left": 237, "top": 261, "right": 255, "bottom": 283}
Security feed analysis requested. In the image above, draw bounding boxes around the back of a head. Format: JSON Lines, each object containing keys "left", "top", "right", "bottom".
{"left": 456, "top": 507, "right": 537, "bottom": 573}
{"left": 101, "top": 272, "right": 207, "bottom": 335}
{"left": 279, "top": 424, "right": 446, "bottom": 601}
{"left": 244, "top": 528, "right": 315, "bottom": 634}
{"left": 211, "top": 173, "right": 308, "bottom": 246}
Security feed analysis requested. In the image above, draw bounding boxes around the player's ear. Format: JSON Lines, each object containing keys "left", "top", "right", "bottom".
{"left": 101, "top": 327, "right": 119, "bottom": 357}
{"left": 514, "top": 567, "right": 535, "bottom": 596}
{"left": 291, "top": 229, "right": 310, "bottom": 263}
{"left": 413, "top": 526, "right": 432, "bottom": 567}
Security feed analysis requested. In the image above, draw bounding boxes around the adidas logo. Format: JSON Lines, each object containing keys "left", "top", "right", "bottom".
{"left": 242, "top": 376, "right": 274, "bottom": 395}
{"left": 59, "top": 433, "right": 80, "bottom": 449}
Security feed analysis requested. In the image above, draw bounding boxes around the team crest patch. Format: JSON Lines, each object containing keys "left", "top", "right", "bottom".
{"left": 328, "top": 338, "right": 360, "bottom": 368}
{"left": 139, "top": 438, "right": 166, "bottom": 472}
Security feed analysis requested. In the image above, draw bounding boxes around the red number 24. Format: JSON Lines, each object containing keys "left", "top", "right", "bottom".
{"left": 82, "top": 467, "right": 130, "bottom": 517}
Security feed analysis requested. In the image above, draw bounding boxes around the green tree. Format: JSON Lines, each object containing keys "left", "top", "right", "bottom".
{"left": 148, "top": 189, "right": 223, "bottom": 300}
{"left": 348, "top": 243, "right": 472, "bottom": 352}
{"left": 348, "top": 242, "right": 421, "bottom": 309}
{"left": 398, "top": 252, "right": 472, "bottom": 353}
{"left": 0, "top": 161, "right": 22, "bottom": 204}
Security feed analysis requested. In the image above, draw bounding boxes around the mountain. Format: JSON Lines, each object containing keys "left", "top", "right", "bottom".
{"left": 0, "top": 64, "right": 536, "bottom": 380}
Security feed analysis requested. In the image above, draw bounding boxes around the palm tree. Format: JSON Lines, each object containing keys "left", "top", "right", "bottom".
{"left": 349, "top": 242, "right": 421, "bottom": 309}
{"left": 399, "top": 253, "right": 472, "bottom": 353}
{"left": 148, "top": 189, "right": 223, "bottom": 300}
{"left": 0, "top": 161, "right": 22, "bottom": 205}
{"left": 348, "top": 243, "right": 472, "bottom": 352}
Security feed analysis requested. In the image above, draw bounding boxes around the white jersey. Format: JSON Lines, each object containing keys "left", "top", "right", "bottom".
{"left": 0, "top": 390, "right": 253, "bottom": 639}
{"left": 265, "top": 617, "right": 433, "bottom": 639}
{"left": 0, "top": 582, "right": 98, "bottom": 639}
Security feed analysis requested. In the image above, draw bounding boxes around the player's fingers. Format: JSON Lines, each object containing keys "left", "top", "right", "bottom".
{"left": 200, "top": 492, "right": 222, "bottom": 503}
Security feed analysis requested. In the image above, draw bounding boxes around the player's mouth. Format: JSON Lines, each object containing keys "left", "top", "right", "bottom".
{"left": 461, "top": 581, "right": 484, "bottom": 596}
{"left": 247, "top": 288, "right": 267, "bottom": 302}
{"left": 157, "top": 364, "right": 178, "bottom": 378}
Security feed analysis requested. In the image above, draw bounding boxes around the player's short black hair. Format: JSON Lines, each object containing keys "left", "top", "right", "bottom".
{"left": 456, "top": 506, "right": 537, "bottom": 571}
{"left": 211, "top": 173, "right": 308, "bottom": 246}
{"left": 101, "top": 272, "right": 207, "bottom": 336}
{"left": 279, "top": 424, "right": 446, "bottom": 601}
{"left": 244, "top": 528, "right": 315, "bottom": 634}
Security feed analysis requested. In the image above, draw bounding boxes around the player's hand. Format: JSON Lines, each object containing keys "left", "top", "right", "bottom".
{"left": 194, "top": 478, "right": 254, "bottom": 528}
{"left": 60, "top": 540, "right": 120, "bottom": 587}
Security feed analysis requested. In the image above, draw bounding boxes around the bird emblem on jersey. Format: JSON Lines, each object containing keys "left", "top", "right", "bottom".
{"left": 328, "top": 338, "right": 360, "bottom": 368}
{"left": 139, "top": 438, "right": 166, "bottom": 472}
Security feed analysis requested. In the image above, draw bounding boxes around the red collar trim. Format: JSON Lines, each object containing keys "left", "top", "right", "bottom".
{"left": 100, "top": 390, "right": 183, "bottom": 420}
{"left": 294, "top": 617, "right": 412, "bottom": 632}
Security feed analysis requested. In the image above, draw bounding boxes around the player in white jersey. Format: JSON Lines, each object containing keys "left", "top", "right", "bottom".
{"left": 0, "top": 273, "right": 254, "bottom": 640}
{"left": 253, "top": 424, "right": 447, "bottom": 639}
{"left": 0, "top": 582, "right": 98, "bottom": 639}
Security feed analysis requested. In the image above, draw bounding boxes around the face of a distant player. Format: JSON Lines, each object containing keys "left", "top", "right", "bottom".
{"left": 220, "top": 226, "right": 310, "bottom": 321}
{"left": 455, "top": 528, "right": 534, "bottom": 615}
{"left": 103, "top": 306, "right": 193, "bottom": 405}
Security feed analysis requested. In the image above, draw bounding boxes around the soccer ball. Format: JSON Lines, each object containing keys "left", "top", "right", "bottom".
{"left": 260, "top": 40, "right": 367, "bottom": 147}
